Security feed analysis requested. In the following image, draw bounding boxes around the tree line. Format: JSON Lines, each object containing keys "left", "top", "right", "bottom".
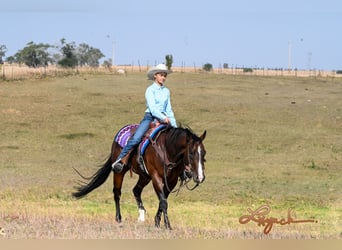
{"left": 0, "top": 39, "right": 105, "bottom": 68}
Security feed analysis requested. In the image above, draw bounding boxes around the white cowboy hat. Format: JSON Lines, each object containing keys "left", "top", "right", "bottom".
{"left": 147, "top": 64, "right": 171, "bottom": 80}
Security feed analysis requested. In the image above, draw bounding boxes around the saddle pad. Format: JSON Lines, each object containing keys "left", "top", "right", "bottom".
{"left": 139, "top": 124, "right": 167, "bottom": 155}
{"left": 114, "top": 124, "right": 167, "bottom": 155}
{"left": 114, "top": 124, "right": 139, "bottom": 148}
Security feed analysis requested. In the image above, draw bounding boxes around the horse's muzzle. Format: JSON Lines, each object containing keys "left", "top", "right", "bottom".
{"left": 194, "top": 174, "right": 205, "bottom": 184}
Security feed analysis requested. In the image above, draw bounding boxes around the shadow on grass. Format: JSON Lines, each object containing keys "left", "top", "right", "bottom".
{"left": 58, "top": 132, "right": 95, "bottom": 140}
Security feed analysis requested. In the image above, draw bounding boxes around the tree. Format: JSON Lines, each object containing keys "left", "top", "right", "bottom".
{"left": 5, "top": 38, "right": 105, "bottom": 68}
{"left": 102, "top": 59, "right": 112, "bottom": 70}
{"left": 0, "top": 45, "right": 7, "bottom": 64}
{"left": 58, "top": 39, "right": 78, "bottom": 68}
{"left": 203, "top": 63, "right": 213, "bottom": 72}
{"left": 165, "top": 54, "right": 173, "bottom": 70}
{"left": 243, "top": 68, "right": 253, "bottom": 73}
{"left": 5, "top": 56, "right": 16, "bottom": 64}
{"left": 14, "top": 42, "right": 52, "bottom": 67}
{"left": 57, "top": 39, "right": 104, "bottom": 68}
{"left": 77, "top": 43, "right": 104, "bottom": 67}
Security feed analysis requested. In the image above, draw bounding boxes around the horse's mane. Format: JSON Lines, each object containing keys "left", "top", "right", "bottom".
{"left": 164, "top": 124, "right": 199, "bottom": 147}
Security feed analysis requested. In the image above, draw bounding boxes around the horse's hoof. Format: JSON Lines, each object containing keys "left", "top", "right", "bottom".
{"left": 114, "top": 221, "right": 124, "bottom": 229}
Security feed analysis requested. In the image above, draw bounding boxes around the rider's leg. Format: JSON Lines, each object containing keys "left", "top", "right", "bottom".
{"left": 112, "top": 113, "right": 153, "bottom": 173}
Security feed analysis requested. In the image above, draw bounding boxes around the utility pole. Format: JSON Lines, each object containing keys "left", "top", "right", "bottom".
{"left": 112, "top": 41, "right": 116, "bottom": 67}
{"left": 288, "top": 40, "right": 292, "bottom": 71}
{"left": 307, "top": 51, "right": 312, "bottom": 70}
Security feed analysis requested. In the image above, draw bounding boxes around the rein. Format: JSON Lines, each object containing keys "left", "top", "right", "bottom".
{"left": 148, "top": 128, "right": 176, "bottom": 193}
{"left": 174, "top": 177, "right": 199, "bottom": 195}
{"left": 181, "top": 142, "right": 200, "bottom": 192}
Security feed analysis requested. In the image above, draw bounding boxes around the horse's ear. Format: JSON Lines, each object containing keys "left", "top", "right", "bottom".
{"left": 200, "top": 130, "right": 206, "bottom": 141}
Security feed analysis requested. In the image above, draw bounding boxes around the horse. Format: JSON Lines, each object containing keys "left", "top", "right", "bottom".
{"left": 72, "top": 124, "right": 207, "bottom": 230}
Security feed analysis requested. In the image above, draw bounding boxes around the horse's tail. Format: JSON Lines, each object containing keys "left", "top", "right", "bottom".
{"left": 72, "top": 155, "right": 112, "bottom": 199}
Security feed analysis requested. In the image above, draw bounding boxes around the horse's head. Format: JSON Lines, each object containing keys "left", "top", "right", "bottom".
{"left": 185, "top": 130, "right": 207, "bottom": 184}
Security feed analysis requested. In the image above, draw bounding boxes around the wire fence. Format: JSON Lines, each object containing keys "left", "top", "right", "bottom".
{"left": 1, "top": 63, "right": 341, "bottom": 81}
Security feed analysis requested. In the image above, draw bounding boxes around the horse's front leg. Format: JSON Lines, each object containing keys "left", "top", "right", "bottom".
{"left": 158, "top": 197, "right": 172, "bottom": 229}
{"left": 155, "top": 206, "right": 162, "bottom": 228}
{"left": 154, "top": 192, "right": 172, "bottom": 230}
{"left": 133, "top": 175, "right": 151, "bottom": 222}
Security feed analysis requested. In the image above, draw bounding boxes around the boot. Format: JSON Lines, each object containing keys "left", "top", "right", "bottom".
{"left": 112, "top": 159, "right": 124, "bottom": 173}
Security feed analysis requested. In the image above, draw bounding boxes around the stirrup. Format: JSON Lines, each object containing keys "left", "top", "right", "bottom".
{"left": 112, "top": 159, "right": 124, "bottom": 173}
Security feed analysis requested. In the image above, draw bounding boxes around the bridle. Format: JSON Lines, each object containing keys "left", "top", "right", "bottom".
{"left": 182, "top": 141, "right": 200, "bottom": 191}
{"left": 148, "top": 129, "right": 202, "bottom": 194}
{"left": 170, "top": 137, "right": 202, "bottom": 194}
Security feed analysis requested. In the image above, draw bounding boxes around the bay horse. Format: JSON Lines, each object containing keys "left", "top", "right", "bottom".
{"left": 72, "top": 124, "right": 206, "bottom": 229}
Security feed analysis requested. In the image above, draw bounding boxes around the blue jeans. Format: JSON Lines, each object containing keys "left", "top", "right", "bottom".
{"left": 117, "top": 112, "right": 154, "bottom": 160}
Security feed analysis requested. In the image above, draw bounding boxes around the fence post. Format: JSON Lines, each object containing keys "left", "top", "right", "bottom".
{"left": 1, "top": 64, "right": 5, "bottom": 80}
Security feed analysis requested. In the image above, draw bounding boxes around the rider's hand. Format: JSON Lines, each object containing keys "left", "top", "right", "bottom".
{"left": 163, "top": 117, "right": 170, "bottom": 124}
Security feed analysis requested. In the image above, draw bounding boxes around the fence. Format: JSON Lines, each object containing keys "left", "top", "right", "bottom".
{"left": 0, "top": 64, "right": 109, "bottom": 81}
{"left": 1, "top": 63, "right": 341, "bottom": 81}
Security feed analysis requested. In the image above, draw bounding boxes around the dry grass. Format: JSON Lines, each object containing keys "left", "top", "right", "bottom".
{"left": 0, "top": 72, "right": 341, "bottom": 238}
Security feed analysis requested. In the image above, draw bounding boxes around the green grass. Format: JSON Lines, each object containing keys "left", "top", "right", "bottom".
{"left": 0, "top": 72, "right": 341, "bottom": 238}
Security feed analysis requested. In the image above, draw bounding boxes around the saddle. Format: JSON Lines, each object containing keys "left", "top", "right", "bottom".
{"left": 114, "top": 123, "right": 167, "bottom": 165}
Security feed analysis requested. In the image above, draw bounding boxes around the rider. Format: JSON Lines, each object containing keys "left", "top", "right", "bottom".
{"left": 112, "top": 64, "right": 177, "bottom": 173}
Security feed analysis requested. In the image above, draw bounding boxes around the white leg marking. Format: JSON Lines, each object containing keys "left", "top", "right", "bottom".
{"left": 138, "top": 208, "right": 145, "bottom": 222}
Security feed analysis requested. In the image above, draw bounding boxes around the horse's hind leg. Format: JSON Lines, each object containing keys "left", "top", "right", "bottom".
{"left": 133, "top": 175, "right": 151, "bottom": 222}
{"left": 113, "top": 171, "right": 127, "bottom": 223}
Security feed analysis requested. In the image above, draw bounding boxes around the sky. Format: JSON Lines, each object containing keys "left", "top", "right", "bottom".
{"left": 1, "top": 0, "right": 341, "bottom": 70}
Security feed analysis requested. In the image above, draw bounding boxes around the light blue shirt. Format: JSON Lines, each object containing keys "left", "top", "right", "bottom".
{"left": 145, "top": 82, "right": 177, "bottom": 127}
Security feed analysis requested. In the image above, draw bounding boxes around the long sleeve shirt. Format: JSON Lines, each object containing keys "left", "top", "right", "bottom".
{"left": 145, "top": 82, "right": 177, "bottom": 127}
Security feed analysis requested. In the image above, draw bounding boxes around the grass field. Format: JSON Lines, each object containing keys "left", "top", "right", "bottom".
{"left": 0, "top": 72, "right": 341, "bottom": 239}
